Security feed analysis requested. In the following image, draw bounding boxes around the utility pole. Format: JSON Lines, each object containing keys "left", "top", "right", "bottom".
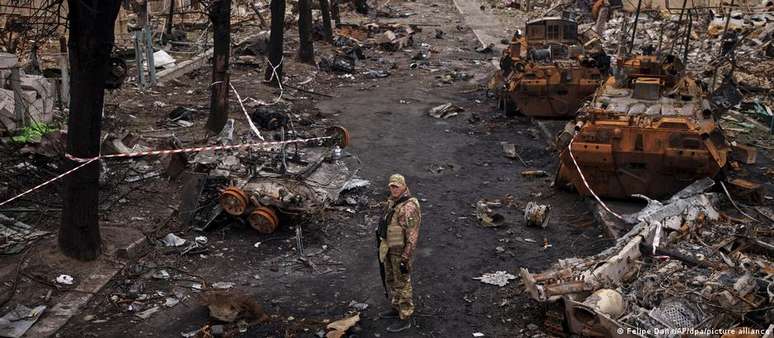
{"left": 60, "top": 0, "right": 123, "bottom": 261}
{"left": 265, "top": 0, "right": 285, "bottom": 86}
{"left": 297, "top": 0, "right": 314, "bottom": 63}
{"left": 206, "top": 0, "right": 231, "bottom": 134}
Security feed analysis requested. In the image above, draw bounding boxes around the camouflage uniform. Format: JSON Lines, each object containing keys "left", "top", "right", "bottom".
{"left": 379, "top": 175, "right": 421, "bottom": 320}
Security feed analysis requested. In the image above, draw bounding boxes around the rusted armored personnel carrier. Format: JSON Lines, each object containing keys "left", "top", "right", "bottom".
{"left": 490, "top": 17, "right": 608, "bottom": 118}
{"left": 555, "top": 55, "right": 730, "bottom": 199}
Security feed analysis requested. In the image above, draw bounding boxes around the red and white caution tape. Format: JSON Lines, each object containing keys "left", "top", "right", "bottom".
{"left": 65, "top": 136, "right": 332, "bottom": 162}
{"left": 0, "top": 157, "right": 98, "bottom": 208}
{"left": 0, "top": 136, "right": 332, "bottom": 208}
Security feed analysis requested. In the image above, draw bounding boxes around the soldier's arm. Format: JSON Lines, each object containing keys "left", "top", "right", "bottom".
{"left": 397, "top": 202, "right": 420, "bottom": 261}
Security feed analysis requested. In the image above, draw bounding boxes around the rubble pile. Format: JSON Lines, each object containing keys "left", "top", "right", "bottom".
{"left": 521, "top": 180, "right": 774, "bottom": 336}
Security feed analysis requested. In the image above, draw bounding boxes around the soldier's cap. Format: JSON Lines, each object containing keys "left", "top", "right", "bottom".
{"left": 388, "top": 174, "right": 406, "bottom": 188}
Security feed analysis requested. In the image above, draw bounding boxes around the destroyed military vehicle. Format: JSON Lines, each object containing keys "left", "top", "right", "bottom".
{"left": 489, "top": 17, "right": 609, "bottom": 118}
{"left": 555, "top": 54, "right": 731, "bottom": 199}
{"left": 217, "top": 126, "right": 354, "bottom": 234}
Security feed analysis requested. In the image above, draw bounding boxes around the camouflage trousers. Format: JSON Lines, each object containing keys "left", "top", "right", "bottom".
{"left": 384, "top": 253, "right": 414, "bottom": 319}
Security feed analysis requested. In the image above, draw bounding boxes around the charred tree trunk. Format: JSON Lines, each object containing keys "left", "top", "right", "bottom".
{"left": 166, "top": 0, "right": 175, "bottom": 36}
{"left": 297, "top": 0, "right": 314, "bottom": 63}
{"left": 331, "top": 0, "right": 341, "bottom": 25}
{"left": 60, "top": 0, "right": 122, "bottom": 261}
{"left": 319, "top": 0, "right": 333, "bottom": 42}
{"left": 265, "top": 0, "right": 285, "bottom": 86}
{"left": 354, "top": 0, "right": 368, "bottom": 15}
{"left": 206, "top": 0, "right": 231, "bottom": 134}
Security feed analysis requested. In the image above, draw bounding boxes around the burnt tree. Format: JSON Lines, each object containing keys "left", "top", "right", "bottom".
{"left": 297, "top": 0, "right": 315, "bottom": 63}
{"left": 60, "top": 0, "right": 122, "bottom": 261}
{"left": 331, "top": 0, "right": 341, "bottom": 25}
{"left": 206, "top": 0, "right": 232, "bottom": 134}
{"left": 319, "top": 0, "right": 333, "bottom": 42}
{"left": 165, "top": 0, "right": 175, "bottom": 37}
{"left": 265, "top": 0, "right": 285, "bottom": 86}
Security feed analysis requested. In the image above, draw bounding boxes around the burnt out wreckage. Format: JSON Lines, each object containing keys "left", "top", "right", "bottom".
{"left": 554, "top": 54, "right": 731, "bottom": 200}
{"left": 490, "top": 17, "right": 609, "bottom": 118}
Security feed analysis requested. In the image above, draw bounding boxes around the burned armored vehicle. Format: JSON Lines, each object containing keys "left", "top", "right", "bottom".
{"left": 555, "top": 55, "right": 730, "bottom": 199}
{"left": 490, "top": 17, "right": 609, "bottom": 118}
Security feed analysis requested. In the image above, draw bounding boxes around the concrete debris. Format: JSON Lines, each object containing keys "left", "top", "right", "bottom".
{"left": 473, "top": 271, "right": 517, "bottom": 287}
{"left": 0, "top": 305, "right": 46, "bottom": 338}
{"left": 524, "top": 201, "right": 550, "bottom": 228}
{"left": 428, "top": 103, "right": 464, "bottom": 119}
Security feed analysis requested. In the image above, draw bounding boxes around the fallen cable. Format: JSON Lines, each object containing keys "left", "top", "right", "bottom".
{"left": 229, "top": 82, "right": 265, "bottom": 141}
{"left": 568, "top": 135, "right": 625, "bottom": 220}
{"left": 719, "top": 181, "right": 759, "bottom": 222}
{"left": 264, "top": 56, "right": 285, "bottom": 105}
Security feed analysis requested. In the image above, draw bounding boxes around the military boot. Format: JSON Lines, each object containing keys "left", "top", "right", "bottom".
{"left": 386, "top": 318, "right": 411, "bottom": 333}
{"left": 378, "top": 309, "right": 399, "bottom": 319}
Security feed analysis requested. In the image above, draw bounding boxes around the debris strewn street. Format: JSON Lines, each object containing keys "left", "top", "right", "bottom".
{"left": 0, "top": 0, "right": 771, "bottom": 336}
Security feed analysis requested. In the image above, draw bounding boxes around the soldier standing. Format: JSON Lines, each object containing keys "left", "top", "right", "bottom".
{"left": 376, "top": 174, "right": 421, "bottom": 333}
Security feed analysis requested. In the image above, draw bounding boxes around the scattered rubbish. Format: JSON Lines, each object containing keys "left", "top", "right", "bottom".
{"left": 161, "top": 233, "right": 187, "bottom": 247}
{"left": 475, "top": 199, "right": 505, "bottom": 227}
{"left": 0, "top": 305, "right": 46, "bottom": 338}
{"left": 194, "top": 236, "right": 208, "bottom": 245}
{"left": 348, "top": 300, "right": 368, "bottom": 311}
{"left": 428, "top": 103, "right": 463, "bottom": 119}
{"left": 164, "top": 297, "right": 179, "bottom": 307}
{"left": 212, "top": 282, "right": 235, "bottom": 289}
{"left": 524, "top": 202, "right": 550, "bottom": 228}
{"left": 200, "top": 292, "right": 269, "bottom": 323}
{"left": 475, "top": 43, "right": 494, "bottom": 53}
{"left": 0, "top": 213, "right": 49, "bottom": 255}
{"left": 134, "top": 306, "right": 160, "bottom": 320}
{"left": 520, "top": 170, "right": 547, "bottom": 177}
{"left": 55, "top": 274, "right": 74, "bottom": 285}
{"left": 325, "top": 313, "right": 360, "bottom": 338}
{"left": 472, "top": 333, "right": 485, "bottom": 337}
{"left": 473, "top": 271, "right": 517, "bottom": 287}
{"left": 152, "top": 270, "right": 170, "bottom": 280}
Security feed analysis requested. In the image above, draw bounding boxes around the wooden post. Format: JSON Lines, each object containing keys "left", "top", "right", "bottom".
{"left": 265, "top": 0, "right": 285, "bottom": 86}
{"left": 297, "top": 0, "right": 315, "bottom": 63}
{"left": 60, "top": 0, "right": 123, "bottom": 261}
{"left": 206, "top": 0, "right": 231, "bottom": 134}
{"left": 319, "top": 0, "right": 333, "bottom": 42}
